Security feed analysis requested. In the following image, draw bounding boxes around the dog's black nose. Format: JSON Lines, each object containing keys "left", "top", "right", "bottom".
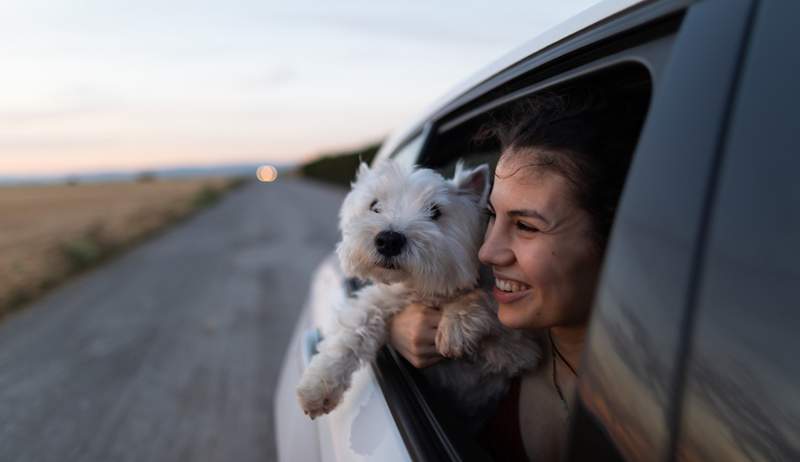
{"left": 374, "top": 231, "right": 406, "bottom": 257}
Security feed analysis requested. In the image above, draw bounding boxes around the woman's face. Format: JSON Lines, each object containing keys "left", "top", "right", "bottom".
{"left": 478, "top": 150, "right": 603, "bottom": 330}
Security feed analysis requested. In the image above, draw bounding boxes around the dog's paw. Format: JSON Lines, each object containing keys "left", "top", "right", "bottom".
{"left": 296, "top": 377, "right": 347, "bottom": 419}
{"left": 435, "top": 314, "right": 471, "bottom": 359}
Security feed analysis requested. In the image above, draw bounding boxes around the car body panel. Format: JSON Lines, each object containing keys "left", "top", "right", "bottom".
{"left": 275, "top": 299, "right": 321, "bottom": 462}
{"left": 275, "top": 255, "right": 411, "bottom": 462}
{"left": 675, "top": 1, "right": 800, "bottom": 459}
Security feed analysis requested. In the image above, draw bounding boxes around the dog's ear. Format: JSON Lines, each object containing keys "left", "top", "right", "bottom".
{"left": 353, "top": 162, "right": 371, "bottom": 185}
{"left": 452, "top": 161, "right": 490, "bottom": 206}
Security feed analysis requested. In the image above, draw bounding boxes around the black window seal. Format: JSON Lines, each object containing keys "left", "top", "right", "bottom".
{"left": 372, "top": 347, "right": 457, "bottom": 462}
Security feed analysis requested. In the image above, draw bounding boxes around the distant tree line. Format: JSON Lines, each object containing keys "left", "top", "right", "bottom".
{"left": 299, "top": 141, "right": 381, "bottom": 188}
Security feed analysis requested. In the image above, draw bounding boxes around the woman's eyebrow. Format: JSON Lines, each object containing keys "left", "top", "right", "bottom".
{"left": 487, "top": 200, "right": 549, "bottom": 224}
{"left": 508, "top": 209, "right": 549, "bottom": 224}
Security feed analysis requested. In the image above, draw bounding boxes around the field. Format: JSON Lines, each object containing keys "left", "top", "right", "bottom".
{"left": 0, "top": 177, "right": 244, "bottom": 319}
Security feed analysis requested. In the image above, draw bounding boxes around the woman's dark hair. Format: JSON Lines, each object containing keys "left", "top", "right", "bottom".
{"left": 476, "top": 90, "right": 646, "bottom": 250}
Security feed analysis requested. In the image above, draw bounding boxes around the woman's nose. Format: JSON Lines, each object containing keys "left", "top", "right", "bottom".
{"left": 479, "top": 223, "right": 514, "bottom": 267}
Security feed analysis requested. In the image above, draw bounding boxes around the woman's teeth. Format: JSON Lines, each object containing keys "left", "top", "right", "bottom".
{"left": 495, "top": 278, "right": 529, "bottom": 293}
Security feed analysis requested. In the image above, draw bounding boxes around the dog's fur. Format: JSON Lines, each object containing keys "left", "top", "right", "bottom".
{"left": 296, "top": 160, "right": 541, "bottom": 421}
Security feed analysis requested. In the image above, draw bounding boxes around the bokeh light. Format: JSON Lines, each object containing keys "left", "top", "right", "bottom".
{"left": 256, "top": 165, "right": 278, "bottom": 183}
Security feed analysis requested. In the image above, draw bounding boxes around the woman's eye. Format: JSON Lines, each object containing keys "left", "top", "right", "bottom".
{"left": 370, "top": 199, "right": 380, "bottom": 213}
{"left": 516, "top": 221, "right": 538, "bottom": 232}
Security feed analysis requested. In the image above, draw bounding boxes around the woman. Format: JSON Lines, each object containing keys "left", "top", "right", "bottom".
{"left": 389, "top": 92, "right": 643, "bottom": 461}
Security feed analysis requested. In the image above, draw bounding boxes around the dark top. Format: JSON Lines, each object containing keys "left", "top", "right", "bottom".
{"left": 479, "top": 376, "right": 529, "bottom": 461}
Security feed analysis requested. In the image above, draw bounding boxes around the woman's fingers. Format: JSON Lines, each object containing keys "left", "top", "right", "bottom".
{"left": 389, "top": 303, "right": 443, "bottom": 368}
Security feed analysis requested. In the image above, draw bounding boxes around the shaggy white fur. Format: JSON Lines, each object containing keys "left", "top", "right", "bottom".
{"left": 296, "top": 160, "right": 541, "bottom": 420}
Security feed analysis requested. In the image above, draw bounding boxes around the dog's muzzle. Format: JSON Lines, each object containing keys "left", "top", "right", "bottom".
{"left": 374, "top": 230, "right": 406, "bottom": 258}
{"left": 378, "top": 259, "right": 399, "bottom": 270}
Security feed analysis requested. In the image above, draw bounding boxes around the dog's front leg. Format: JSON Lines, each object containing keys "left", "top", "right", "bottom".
{"left": 435, "top": 290, "right": 498, "bottom": 359}
{"left": 296, "top": 284, "right": 406, "bottom": 418}
{"left": 296, "top": 330, "right": 360, "bottom": 419}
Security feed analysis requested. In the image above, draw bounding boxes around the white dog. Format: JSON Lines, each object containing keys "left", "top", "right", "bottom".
{"left": 296, "top": 160, "right": 541, "bottom": 421}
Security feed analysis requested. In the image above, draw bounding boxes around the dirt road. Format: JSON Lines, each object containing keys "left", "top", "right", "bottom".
{"left": 0, "top": 178, "right": 346, "bottom": 462}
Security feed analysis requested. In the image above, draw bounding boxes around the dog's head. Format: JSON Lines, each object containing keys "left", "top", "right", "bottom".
{"left": 336, "top": 159, "right": 490, "bottom": 296}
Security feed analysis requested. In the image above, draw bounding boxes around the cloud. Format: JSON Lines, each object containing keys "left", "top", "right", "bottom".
{"left": 242, "top": 67, "right": 298, "bottom": 91}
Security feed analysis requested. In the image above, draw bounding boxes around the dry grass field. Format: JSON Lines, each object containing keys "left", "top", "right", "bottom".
{"left": 0, "top": 177, "right": 245, "bottom": 319}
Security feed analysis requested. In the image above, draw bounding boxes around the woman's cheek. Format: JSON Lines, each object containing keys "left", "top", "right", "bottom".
{"left": 517, "top": 240, "right": 553, "bottom": 285}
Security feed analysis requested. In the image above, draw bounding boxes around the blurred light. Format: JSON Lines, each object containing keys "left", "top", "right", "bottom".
{"left": 256, "top": 165, "right": 278, "bottom": 183}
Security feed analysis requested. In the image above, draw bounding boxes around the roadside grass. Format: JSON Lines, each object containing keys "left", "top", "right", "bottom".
{"left": 0, "top": 176, "right": 249, "bottom": 321}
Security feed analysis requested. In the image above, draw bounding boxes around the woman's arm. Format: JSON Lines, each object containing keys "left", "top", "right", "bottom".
{"left": 387, "top": 303, "right": 444, "bottom": 368}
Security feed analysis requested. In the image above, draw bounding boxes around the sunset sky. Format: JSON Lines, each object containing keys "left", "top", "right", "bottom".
{"left": 1, "top": 0, "right": 599, "bottom": 178}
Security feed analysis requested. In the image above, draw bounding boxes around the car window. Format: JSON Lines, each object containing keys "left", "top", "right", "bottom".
{"left": 675, "top": 2, "right": 800, "bottom": 460}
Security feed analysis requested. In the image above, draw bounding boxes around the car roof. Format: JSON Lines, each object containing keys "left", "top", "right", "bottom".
{"left": 375, "top": 0, "right": 647, "bottom": 161}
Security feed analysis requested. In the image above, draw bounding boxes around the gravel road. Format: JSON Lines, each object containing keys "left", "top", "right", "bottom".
{"left": 0, "top": 177, "right": 346, "bottom": 462}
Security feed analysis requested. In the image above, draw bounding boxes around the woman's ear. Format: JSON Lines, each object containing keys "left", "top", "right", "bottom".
{"left": 452, "top": 161, "right": 490, "bottom": 206}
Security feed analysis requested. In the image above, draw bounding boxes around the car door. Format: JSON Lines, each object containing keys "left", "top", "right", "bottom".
{"left": 567, "top": 0, "right": 756, "bottom": 461}
{"left": 673, "top": 1, "right": 800, "bottom": 460}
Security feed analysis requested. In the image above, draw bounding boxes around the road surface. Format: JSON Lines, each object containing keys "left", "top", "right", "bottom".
{"left": 0, "top": 178, "right": 346, "bottom": 462}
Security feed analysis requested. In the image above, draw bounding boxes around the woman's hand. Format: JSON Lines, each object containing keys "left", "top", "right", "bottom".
{"left": 388, "top": 303, "right": 443, "bottom": 368}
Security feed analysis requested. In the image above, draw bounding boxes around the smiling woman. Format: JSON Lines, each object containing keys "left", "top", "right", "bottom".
{"left": 388, "top": 88, "right": 648, "bottom": 461}
{"left": 478, "top": 92, "right": 639, "bottom": 330}
{"left": 474, "top": 92, "right": 644, "bottom": 461}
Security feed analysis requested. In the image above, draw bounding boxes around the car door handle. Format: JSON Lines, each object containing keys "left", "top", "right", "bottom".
{"left": 302, "top": 328, "right": 322, "bottom": 368}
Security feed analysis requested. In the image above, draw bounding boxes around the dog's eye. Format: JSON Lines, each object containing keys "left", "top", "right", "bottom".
{"left": 370, "top": 199, "right": 380, "bottom": 213}
{"left": 429, "top": 204, "right": 442, "bottom": 221}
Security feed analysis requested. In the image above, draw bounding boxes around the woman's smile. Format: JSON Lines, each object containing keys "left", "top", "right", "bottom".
{"left": 492, "top": 275, "right": 532, "bottom": 304}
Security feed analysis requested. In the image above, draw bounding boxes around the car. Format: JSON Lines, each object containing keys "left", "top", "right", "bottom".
{"left": 274, "top": 0, "right": 799, "bottom": 460}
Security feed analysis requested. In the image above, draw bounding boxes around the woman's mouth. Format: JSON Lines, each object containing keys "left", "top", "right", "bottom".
{"left": 492, "top": 277, "right": 531, "bottom": 304}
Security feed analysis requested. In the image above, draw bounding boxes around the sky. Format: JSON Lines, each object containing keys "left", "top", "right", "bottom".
{"left": 0, "top": 0, "right": 600, "bottom": 177}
